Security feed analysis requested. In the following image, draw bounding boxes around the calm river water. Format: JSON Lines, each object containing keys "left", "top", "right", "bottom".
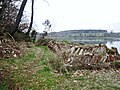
{"left": 106, "top": 41, "right": 120, "bottom": 53}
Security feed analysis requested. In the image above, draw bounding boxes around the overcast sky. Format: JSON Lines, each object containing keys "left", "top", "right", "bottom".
{"left": 25, "top": 0, "right": 120, "bottom": 33}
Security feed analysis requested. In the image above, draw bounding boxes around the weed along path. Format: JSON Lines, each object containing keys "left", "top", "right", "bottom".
{"left": 0, "top": 46, "right": 53, "bottom": 90}
{"left": 0, "top": 45, "right": 120, "bottom": 90}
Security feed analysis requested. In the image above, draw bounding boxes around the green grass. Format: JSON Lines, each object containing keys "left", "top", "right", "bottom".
{"left": 0, "top": 84, "right": 8, "bottom": 90}
{"left": 0, "top": 46, "right": 120, "bottom": 90}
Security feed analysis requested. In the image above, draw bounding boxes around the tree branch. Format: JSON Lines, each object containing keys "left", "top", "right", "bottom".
{"left": 43, "top": 0, "right": 49, "bottom": 6}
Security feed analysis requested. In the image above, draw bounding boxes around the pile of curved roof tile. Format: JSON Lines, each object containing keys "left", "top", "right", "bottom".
{"left": 36, "top": 39, "right": 120, "bottom": 65}
{"left": 67, "top": 45, "right": 120, "bottom": 64}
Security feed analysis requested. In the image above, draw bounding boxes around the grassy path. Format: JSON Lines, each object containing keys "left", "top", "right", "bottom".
{"left": 0, "top": 46, "right": 120, "bottom": 90}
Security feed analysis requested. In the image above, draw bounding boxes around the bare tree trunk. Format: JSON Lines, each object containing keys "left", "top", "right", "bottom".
{"left": 26, "top": 0, "right": 34, "bottom": 36}
{"left": 11, "top": 0, "right": 27, "bottom": 36}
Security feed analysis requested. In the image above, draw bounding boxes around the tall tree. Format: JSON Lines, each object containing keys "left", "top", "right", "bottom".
{"left": 11, "top": 0, "right": 27, "bottom": 35}
{"left": 26, "top": 0, "right": 34, "bottom": 36}
{"left": 0, "top": 0, "right": 20, "bottom": 33}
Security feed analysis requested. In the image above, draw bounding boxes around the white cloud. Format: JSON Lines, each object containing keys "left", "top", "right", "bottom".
{"left": 25, "top": 0, "right": 120, "bottom": 32}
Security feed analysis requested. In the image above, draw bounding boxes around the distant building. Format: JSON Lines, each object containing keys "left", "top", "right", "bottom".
{"left": 63, "top": 30, "right": 108, "bottom": 37}
{"left": 77, "top": 30, "right": 107, "bottom": 37}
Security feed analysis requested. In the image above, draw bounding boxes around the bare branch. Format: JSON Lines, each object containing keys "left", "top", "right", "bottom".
{"left": 43, "top": 0, "right": 49, "bottom": 6}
